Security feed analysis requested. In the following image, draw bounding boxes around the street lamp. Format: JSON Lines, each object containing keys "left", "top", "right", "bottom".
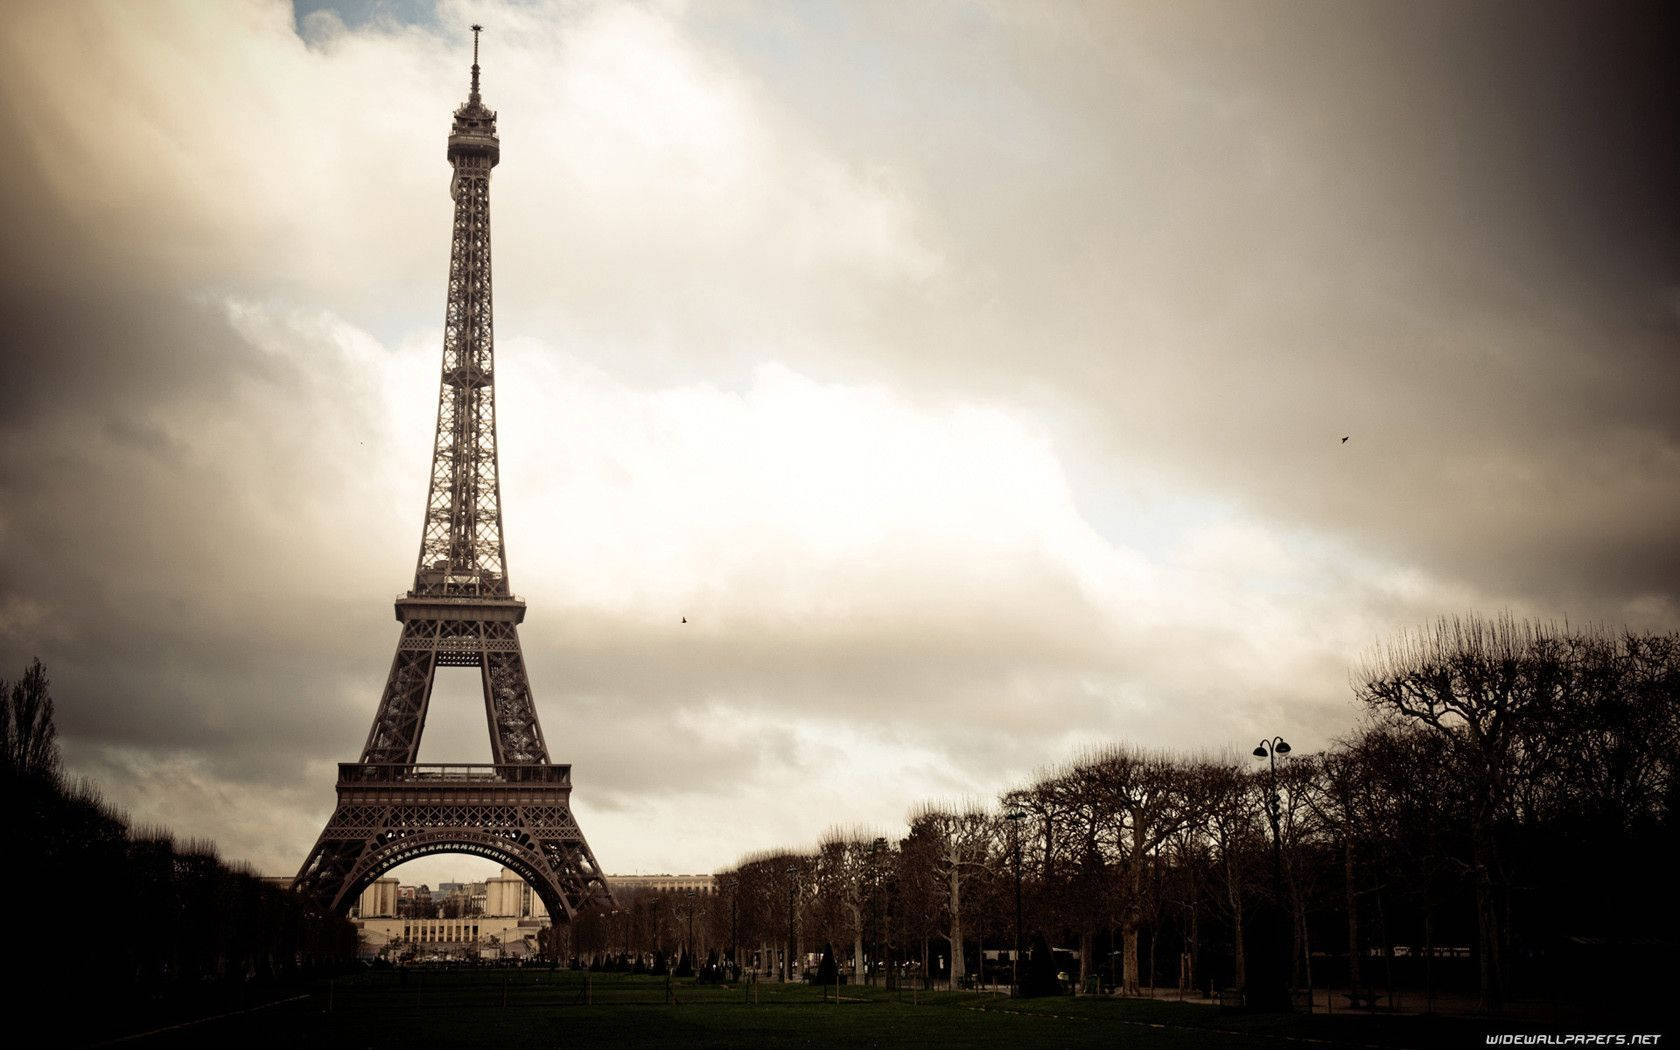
{"left": 1004, "top": 809, "right": 1027, "bottom": 997}
{"left": 1253, "top": 736, "right": 1292, "bottom": 1011}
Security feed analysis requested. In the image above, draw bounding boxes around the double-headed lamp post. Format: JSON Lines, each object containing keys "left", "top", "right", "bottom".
{"left": 1253, "top": 736, "right": 1292, "bottom": 1011}
{"left": 1005, "top": 808, "right": 1027, "bottom": 997}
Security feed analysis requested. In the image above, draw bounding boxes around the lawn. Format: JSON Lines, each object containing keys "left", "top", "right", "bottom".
{"left": 104, "top": 969, "right": 1579, "bottom": 1048}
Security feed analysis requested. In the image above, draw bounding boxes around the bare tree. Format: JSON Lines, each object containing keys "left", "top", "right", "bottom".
{"left": 905, "top": 803, "right": 993, "bottom": 984}
{"left": 895, "top": 822, "right": 944, "bottom": 987}
{"left": 733, "top": 851, "right": 812, "bottom": 980}
{"left": 1306, "top": 744, "right": 1369, "bottom": 994}
{"left": 1196, "top": 759, "right": 1263, "bottom": 991}
{"left": 814, "top": 828, "right": 877, "bottom": 984}
{"left": 1050, "top": 762, "right": 1112, "bottom": 985}
{"left": 1162, "top": 815, "right": 1208, "bottom": 993}
{"left": 1356, "top": 614, "right": 1566, "bottom": 1011}
{"left": 2, "top": 658, "right": 60, "bottom": 779}
{"left": 1074, "top": 748, "right": 1192, "bottom": 994}
{"left": 1274, "top": 752, "right": 1325, "bottom": 994}
{"left": 1002, "top": 764, "right": 1079, "bottom": 960}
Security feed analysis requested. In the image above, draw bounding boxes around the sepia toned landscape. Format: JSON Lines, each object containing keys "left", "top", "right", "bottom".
{"left": 2, "top": 1, "right": 1675, "bottom": 1045}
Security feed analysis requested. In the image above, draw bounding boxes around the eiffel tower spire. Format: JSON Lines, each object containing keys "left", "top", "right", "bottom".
{"left": 294, "top": 30, "right": 612, "bottom": 924}
{"left": 470, "top": 23, "right": 483, "bottom": 102}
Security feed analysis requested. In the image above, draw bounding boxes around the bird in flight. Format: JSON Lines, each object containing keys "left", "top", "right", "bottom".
{"left": 1341, "top": 436, "right": 1349, "bottom": 444}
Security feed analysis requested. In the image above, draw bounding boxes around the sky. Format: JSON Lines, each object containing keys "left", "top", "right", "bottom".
{"left": 1, "top": 0, "right": 1676, "bottom": 888}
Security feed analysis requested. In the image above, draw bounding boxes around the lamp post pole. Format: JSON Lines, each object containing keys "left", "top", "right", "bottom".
{"left": 1253, "top": 735, "right": 1293, "bottom": 1012}
{"left": 1005, "top": 809, "right": 1026, "bottom": 996}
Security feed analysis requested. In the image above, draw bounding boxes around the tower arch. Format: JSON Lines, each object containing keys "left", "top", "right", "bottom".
{"left": 336, "top": 838, "right": 558, "bottom": 919}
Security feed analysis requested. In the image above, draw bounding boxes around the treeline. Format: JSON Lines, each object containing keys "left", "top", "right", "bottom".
{"left": 3, "top": 659, "right": 354, "bottom": 1025}
{"left": 571, "top": 617, "right": 1679, "bottom": 1016}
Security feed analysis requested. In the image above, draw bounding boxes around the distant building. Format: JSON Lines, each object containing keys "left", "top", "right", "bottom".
{"left": 352, "top": 877, "right": 399, "bottom": 919}
{"left": 349, "top": 868, "right": 550, "bottom": 961}
{"left": 605, "top": 874, "right": 717, "bottom": 895}
{"left": 339, "top": 870, "right": 719, "bottom": 960}
{"left": 485, "top": 868, "right": 548, "bottom": 918}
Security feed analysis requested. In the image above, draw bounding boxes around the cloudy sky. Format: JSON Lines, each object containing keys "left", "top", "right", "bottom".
{"left": 1, "top": 0, "right": 1675, "bottom": 886}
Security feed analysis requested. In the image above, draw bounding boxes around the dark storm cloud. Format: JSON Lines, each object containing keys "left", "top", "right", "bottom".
{"left": 686, "top": 1, "right": 1679, "bottom": 612}
{"left": 0, "top": 284, "right": 381, "bottom": 782}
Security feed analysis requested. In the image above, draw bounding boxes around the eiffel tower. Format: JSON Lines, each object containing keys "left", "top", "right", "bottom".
{"left": 294, "top": 28, "right": 611, "bottom": 923}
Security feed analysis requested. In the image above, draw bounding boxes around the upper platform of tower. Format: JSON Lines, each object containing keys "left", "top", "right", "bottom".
{"left": 448, "top": 26, "right": 499, "bottom": 167}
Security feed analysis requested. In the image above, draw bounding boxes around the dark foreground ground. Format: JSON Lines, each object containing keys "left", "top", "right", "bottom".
{"left": 93, "top": 970, "right": 1671, "bottom": 1049}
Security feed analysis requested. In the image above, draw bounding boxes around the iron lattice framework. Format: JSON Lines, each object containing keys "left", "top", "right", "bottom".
{"left": 295, "top": 31, "right": 611, "bottom": 922}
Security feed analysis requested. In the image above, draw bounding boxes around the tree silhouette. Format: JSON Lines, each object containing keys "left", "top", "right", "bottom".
{"left": 1, "top": 657, "right": 59, "bottom": 778}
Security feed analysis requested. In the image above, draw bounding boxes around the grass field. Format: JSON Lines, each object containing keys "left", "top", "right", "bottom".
{"left": 102, "top": 969, "right": 1597, "bottom": 1048}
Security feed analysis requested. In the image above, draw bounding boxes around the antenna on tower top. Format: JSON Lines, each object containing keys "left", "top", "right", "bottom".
{"left": 469, "top": 24, "right": 483, "bottom": 102}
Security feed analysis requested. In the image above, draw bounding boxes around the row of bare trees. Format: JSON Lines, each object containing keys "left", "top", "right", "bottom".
{"left": 567, "top": 618, "right": 1679, "bottom": 1015}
